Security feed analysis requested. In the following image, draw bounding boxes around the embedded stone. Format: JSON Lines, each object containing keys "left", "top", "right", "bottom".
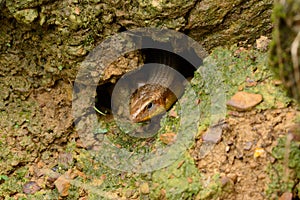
{"left": 227, "top": 91, "right": 263, "bottom": 111}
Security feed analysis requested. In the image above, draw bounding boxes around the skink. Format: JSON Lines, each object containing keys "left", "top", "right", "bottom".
{"left": 129, "top": 49, "right": 191, "bottom": 123}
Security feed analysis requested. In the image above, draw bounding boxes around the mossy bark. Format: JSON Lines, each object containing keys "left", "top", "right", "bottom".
{"left": 1, "top": 0, "right": 273, "bottom": 89}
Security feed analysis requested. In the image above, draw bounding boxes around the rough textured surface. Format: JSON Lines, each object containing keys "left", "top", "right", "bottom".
{"left": 0, "top": 38, "right": 299, "bottom": 199}
{"left": 0, "top": 0, "right": 273, "bottom": 113}
{"left": 226, "top": 91, "right": 263, "bottom": 111}
{"left": 187, "top": 0, "right": 273, "bottom": 49}
{"left": 192, "top": 107, "right": 298, "bottom": 200}
{"left": 1, "top": 0, "right": 296, "bottom": 199}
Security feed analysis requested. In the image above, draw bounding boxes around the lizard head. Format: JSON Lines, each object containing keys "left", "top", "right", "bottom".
{"left": 129, "top": 84, "right": 177, "bottom": 123}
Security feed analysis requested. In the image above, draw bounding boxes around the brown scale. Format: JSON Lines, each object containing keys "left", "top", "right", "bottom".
{"left": 128, "top": 48, "right": 197, "bottom": 123}
{"left": 129, "top": 83, "right": 178, "bottom": 123}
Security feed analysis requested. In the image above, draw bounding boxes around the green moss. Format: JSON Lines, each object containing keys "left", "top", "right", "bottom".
{"left": 0, "top": 167, "right": 28, "bottom": 197}
{"left": 85, "top": 45, "right": 292, "bottom": 199}
{"left": 267, "top": 137, "right": 300, "bottom": 198}
{"left": 196, "top": 174, "right": 223, "bottom": 200}
{"left": 1, "top": 44, "right": 294, "bottom": 199}
{"left": 13, "top": 8, "right": 38, "bottom": 24}
{"left": 150, "top": 154, "right": 203, "bottom": 199}
{"left": 193, "top": 45, "right": 292, "bottom": 113}
{"left": 75, "top": 149, "right": 121, "bottom": 188}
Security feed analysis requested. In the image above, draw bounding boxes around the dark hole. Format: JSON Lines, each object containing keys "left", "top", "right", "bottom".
{"left": 141, "top": 48, "right": 200, "bottom": 79}
{"left": 46, "top": 24, "right": 57, "bottom": 31}
{"left": 95, "top": 82, "right": 114, "bottom": 114}
{"left": 95, "top": 37, "right": 203, "bottom": 116}
{"left": 119, "top": 26, "right": 127, "bottom": 32}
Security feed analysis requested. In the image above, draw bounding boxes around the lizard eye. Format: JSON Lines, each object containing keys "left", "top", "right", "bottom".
{"left": 146, "top": 102, "right": 153, "bottom": 110}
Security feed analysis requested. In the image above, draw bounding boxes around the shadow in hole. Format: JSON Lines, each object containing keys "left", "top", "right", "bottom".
{"left": 95, "top": 41, "right": 202, "bottom": 138}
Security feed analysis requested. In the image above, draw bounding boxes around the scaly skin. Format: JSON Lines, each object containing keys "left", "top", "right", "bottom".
{"left": 129, "top": 83, "right": 178, "bottom": 122}
{"left": 128, "top": 49, "right": 194, "bottom": 123}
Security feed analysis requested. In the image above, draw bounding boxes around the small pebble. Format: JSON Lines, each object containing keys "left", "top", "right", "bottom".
{"left": 227, "top": 140, "right": 234, "bottom": 146}
{"left": 125, "top": 189, "right": 134, "bottom": 198}
{"left": 227, "top": 91, "right": 263, "bottom": 111}
{"left": 227, "top": 173, "right": 238, "bottom": 183}
{"left": 279, "top": 192, "right": 293, "bottom": 200}
{"left": 54, "top": 175, "right": 71, "bottom": 197}
{"left": 249, "top": 161, "right": 257, "bottom": 169}
{"left": 235, "top": 150, "right": 243, "bottom": 159}
{"left": 244, "top": 141, "right": 253, "bottom": 151}
{"left": 225, "top": 146, "right": 231, "bottom": 153}
{"left": 256, "top": 36, "right": 270, "bottom": 51}
{"left": 23, "top": 181, "right": 41, "bottom": 194}
{"left": 220, "top": 176, "right": 231, "bottom": 186}
{"left": 220, "top": 155, "right": 227, "bottom": 163}
{"left": 202, "top": 125, "right": 222, "bottom": 143}
{"left": 187, "top": 177, "right": 193, "bottom": 183}
{"left": 253, "top": 147, "right": 265, "bottom": 158}
{"left": 258, "top": 173, "right": 266, "bottom": 179}
{"left": 140, "top": 182, "right": 150, "bottom": 194}
{"left": 159, "top": 132, "right": 176, "bottom": 145}
{"left": 168, "top": 109, "right": 178, "bottom": 118}
{"left": 245, "top": 77, "right": 257, "bottom": 87}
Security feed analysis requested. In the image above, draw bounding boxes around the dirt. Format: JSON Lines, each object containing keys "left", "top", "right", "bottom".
{"left": 0, "top": 44, "right": 298, "bottom": 199}
{"left": 0, "top": 43, "right": 299, "bottom": 199}
{"left": 1, "top": 0, "right": 299, "bottom": 198}
{"left": 193, "top": 107, "right": 299, "bottom": 199}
